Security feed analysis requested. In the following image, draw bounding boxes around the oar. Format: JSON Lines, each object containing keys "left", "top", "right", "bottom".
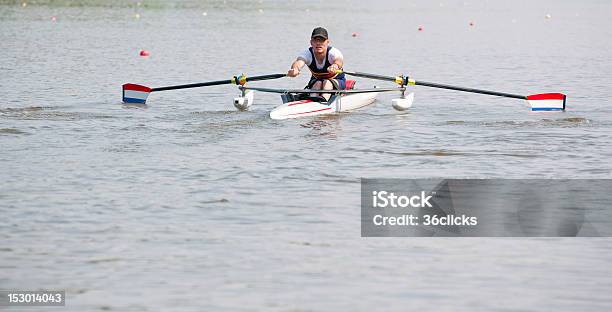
{"left": 342, "top": 70, "right": 566, "bottom": 111}
{"left": 122, "top": 73, "right": 286, "bottom": 104}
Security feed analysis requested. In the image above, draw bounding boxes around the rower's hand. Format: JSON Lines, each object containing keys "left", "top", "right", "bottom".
{"left": 287, "top": 68, "right": 300, "bottom": 77}
{"left": 327, "top": 64, "right": 340, "bottom": 74}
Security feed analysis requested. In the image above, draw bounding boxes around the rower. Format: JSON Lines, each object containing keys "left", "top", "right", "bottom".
{"left": 287, "top": 27, "right": 346, "bottom": 101}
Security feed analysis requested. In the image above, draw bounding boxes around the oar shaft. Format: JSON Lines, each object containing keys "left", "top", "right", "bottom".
{"left": 414, "top": 80, "right": 527, "bottom": 100}
{"left": 151, "top": 73, "right": 285, "bottom": 92}
{"left": 344, "top": 71, "right": 397, "bottom": 82}
{"left": 343, "top": 70, "right": 527, "bottom": 100}
{"left": 152, "top": 79, "right": 232, "bottom": 91}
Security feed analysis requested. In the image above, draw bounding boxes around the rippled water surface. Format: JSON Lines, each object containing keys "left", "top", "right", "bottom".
{"left": 2, "top": 0, "right": 612, "bottom": 311}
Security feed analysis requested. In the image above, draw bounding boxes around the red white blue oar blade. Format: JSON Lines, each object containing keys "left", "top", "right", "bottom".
{"left": 122, "top": 83, "right": 152, "bottom": 104}
{"left": 527, "top": 93, "right": 566, "bottom": 111}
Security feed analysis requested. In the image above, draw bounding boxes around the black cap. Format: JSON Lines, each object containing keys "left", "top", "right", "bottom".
{"left": 311, "top": 27, "right": 329, "bottom": 40}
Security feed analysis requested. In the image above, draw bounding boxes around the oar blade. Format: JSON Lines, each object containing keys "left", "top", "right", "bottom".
{"left": 122, "top": 83, "right": 152, "bottom": 104}
{"left": 526, "top": 93, "right": 566, "bottom": 111}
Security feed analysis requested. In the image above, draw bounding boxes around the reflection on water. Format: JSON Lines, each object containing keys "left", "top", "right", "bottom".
{"left": 0, "top": 128, "right": 30, "bottom": 135}
{"left": 345, "top": 147, "right": 538, "bottom": 158}
{"left": 444, "top": 117, "right": 591, "bottom": 128}
{"left": 121, "top": 103, "right": 148, "bottom": 110}
{"left": 300, "top": 117, "right": 342, "bottom": 138}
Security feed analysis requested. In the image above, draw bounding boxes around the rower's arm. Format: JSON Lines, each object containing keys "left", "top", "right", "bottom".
{"left": 328, "top": 47, "right": 344, "bottom": 73}
{"left": 288, "top": 59, "right": 305, "bottom": 77}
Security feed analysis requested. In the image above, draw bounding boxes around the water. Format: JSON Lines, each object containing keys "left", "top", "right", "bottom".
{"left": 2, "top": 0, "right": 612, "bottom": 310}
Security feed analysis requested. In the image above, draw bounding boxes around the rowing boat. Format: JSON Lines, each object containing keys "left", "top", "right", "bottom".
{"left": 238, "top": 84, "right": 409, "bottom": 120}
{"left": 269, "top": 92, "right": 377, "bottom": 120}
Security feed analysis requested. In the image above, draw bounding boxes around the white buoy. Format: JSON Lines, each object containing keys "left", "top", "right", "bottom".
{"left": 392, "top": 92, "right": 415, "bottom": 111}
{"left": 234, "top": 90, "right": 254, "bottom": 111}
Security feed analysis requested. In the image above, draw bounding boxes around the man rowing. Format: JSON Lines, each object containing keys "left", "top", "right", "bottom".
{"left": 287, "top": 27, "right": 346, "bottom": 100}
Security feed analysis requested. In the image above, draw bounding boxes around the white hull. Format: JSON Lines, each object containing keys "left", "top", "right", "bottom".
{"left": 269, "top": 92, "right": 377, "bottom": 120}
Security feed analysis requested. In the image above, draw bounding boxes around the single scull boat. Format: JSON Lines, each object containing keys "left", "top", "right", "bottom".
{"left": 239, "top": 84, "right": 410, "bottom": 119}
